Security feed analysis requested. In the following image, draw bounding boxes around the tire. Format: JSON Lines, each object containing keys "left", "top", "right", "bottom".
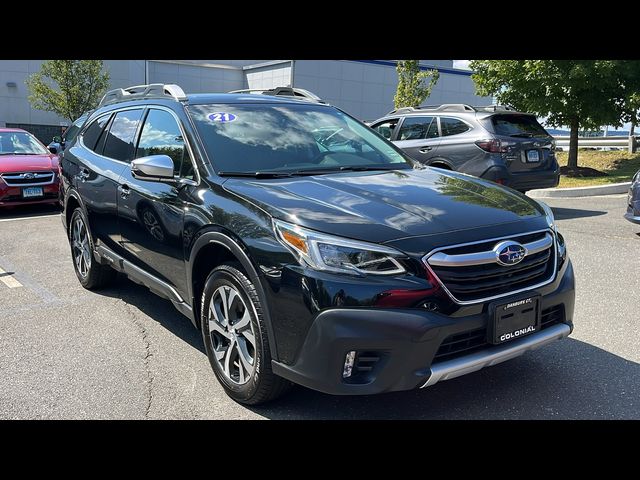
{"left": 69, "top": 207, "right": 115, "bottom": 289}
{"left": 201, "top": 262, "right": 291, "bottom": 405}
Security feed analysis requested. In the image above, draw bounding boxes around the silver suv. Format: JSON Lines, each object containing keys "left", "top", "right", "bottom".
{"left": 370, "top": 104, "right": 560, "bottom": 192}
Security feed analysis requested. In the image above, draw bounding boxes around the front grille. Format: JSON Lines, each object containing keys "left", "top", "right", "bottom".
{"left": 433, "top": 305, "right": 565, "bottom": 363}
{"left": 426, "top": 231, "right": 556, "bottom": 303}
{"left": 1, "top": 172, "right": 54, "bottom": 186}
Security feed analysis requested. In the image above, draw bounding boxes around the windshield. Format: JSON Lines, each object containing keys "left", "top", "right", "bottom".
{"left": 0, "top": 131, "right": 49, "bottom": 155}
{"left": 188, "top": 103, "right": 412, "bottom": 174}
{"left": 491, "top": 114, "right": 549, "bottom": 137}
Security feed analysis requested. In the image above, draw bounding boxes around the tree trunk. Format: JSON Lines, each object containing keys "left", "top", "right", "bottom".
{"left": 567, "top": 117, "right": 579, "bottom": 169}
{"left": 629, "top": 122, "right": 636, "bottom": 153}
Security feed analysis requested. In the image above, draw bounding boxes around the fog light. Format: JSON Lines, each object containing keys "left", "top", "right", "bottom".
{"left": 343, "top": 351, "right": 356, "bottom": 378}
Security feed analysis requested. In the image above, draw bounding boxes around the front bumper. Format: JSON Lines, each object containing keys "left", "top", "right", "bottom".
{"left": 481, "top": 165, "right": 559, "bottom": 192}
{"left": 625, "top": 185, "right": 640, "bottom": 224}
{"left": 272, "top": 259, "right": 574, "bottom": 395}
{"left": 0, "top": 180, "right": 60, "bottom": 207}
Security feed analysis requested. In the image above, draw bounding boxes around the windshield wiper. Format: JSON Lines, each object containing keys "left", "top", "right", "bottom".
{"left": 218, "top": 171, "right": 294, "bottom": 179}
{"left": 0, "top": 152, "right": 43, "bottom": 155}
{"left": 337, "top": 165, "right": 402, "bottom": 172}
{"left": 218, "top": 165, "right": 406, "bottom": 179}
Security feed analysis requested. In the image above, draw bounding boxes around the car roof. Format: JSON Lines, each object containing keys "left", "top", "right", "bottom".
{"left": 185, "top": 93, "right": 328, "bottom": 106}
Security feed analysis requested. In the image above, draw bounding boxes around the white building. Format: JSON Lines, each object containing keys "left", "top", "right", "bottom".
{"left": 0, "top": 60, "right": 489, "bottom": 142}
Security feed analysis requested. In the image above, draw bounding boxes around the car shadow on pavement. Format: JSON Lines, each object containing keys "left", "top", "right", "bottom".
{"left": 98, "top": 273, "right": 205, "bottom": 354}
{"left": 550, "top": 207, "right": 607, "bottom": 220}
{"left": 0, "top": 204, "right": 61, "bottom": 219}
{"left": 249, "top": 338, "right": 640, "bottom": 420}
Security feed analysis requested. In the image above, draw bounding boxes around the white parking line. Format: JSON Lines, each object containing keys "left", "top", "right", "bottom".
{"left": 0, "top": 214, "right": 59, "bottom": 223}
{"left": 0, "top": 267, "right": 23, "bottom": 288}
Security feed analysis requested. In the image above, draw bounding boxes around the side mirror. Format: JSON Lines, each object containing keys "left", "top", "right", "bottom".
{"left": 131, "top": 155, "right": 175, "bottom": 182}
{"left": 52, "top": 136, "right": 62, "bottom": 143}
{"left": 48, "top": 146, "right": 58, "bottom": 154}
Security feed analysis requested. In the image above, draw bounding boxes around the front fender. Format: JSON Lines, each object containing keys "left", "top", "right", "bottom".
{"left": 187, "top": 228, "right": 280, "bottom": 361}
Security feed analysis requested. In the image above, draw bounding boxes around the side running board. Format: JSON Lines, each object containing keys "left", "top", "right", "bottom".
{"left": 94, "top": 244, "right": 195, "bottom": 323}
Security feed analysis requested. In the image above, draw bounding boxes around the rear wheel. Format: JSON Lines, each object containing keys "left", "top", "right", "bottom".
{"left": 201, "top": 263, "right": 291, "bottom": 405}
{"left": 69, "top": 208, "right": 115, "bottom": 289}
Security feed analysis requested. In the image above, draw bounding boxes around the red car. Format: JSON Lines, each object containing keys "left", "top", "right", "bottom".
{"left": 0, "top": 128, "right": 61, "bottom": 208}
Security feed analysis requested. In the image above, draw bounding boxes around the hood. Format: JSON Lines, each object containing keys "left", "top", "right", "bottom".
{"left": 0, "top": 154, "right": 57, "bottom": 173}
{"left": 223, "top": 169, "right": 547, "bottom": 245}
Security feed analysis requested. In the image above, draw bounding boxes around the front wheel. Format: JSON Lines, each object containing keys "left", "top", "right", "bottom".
{"left": 201, "top": 263, "right": 290, "bottom": 405}
{"left": 69, "top": 208, "right": 115, "bottom": 289}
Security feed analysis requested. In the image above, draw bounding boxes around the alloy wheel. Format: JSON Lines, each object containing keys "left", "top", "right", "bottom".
{"left": 71, "top": 216, "right": 91, "bottom": 278}
{"left": 208, "top": 285, "right": 257, "bottom": 385}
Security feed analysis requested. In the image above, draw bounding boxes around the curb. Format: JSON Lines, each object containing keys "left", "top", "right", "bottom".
{"left": 527, "top": 181, "right": 631, "bottom": 198}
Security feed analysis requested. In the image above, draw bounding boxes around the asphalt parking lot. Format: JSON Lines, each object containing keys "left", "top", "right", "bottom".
{"left": 0, "top": 195, "right": 639, "bottom": 420}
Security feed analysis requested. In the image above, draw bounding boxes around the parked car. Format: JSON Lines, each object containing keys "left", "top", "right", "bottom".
{"left": 370, "top": 104, "right": 560, "bottom": 192}
{"left": 60, "top": 84, "right": 575, "bottom": 405}
{"left": 625, "top": 169, "right": 640, "bottom": 225}
{"left": 47, "top": 112, "right": 91, "bottom": 155}
{"left": 0, "top": 128, "right": 61, "bottom": 208}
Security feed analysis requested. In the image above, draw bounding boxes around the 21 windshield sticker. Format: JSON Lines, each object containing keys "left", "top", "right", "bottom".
{"left": 207, "top": 112, "right": 237, "bottom": 123}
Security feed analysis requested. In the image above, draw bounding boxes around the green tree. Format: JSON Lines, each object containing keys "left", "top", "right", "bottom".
{"left": 470, "top": 60, "right": 640, "bottom": 168}
{"left": 394, "top": 60, "right": 439, "bottom": 109}
{"left": 26, "top": 60, "right": 110, "bottom": 123}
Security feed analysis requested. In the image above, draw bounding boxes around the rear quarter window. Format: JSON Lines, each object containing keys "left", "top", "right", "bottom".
{"left": 440, "top": 117, "right": 471, "bottom": 137}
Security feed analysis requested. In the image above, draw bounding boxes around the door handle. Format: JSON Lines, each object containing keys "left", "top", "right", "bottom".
{"left": 419, "top": 147, "right": 433, "bottom": 153}
{"left": 118, "top": 184, "right": 131, "bottom": 199}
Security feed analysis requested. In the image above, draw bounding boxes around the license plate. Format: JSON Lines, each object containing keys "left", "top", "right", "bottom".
{"left": 526, "top": 150, "right": 540, "bottom": 162}
{"left": 22, "top": 187, "right": 44, "bottom": 198}
{"left": 490, "top": 296, "right": 541, "bottom": 344}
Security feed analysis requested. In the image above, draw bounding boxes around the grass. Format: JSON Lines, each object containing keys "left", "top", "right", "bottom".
{"left": 556, "top": 150, "right": 640, "bottom": 188}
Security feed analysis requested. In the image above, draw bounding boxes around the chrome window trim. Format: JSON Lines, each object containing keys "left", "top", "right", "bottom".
{"left": 422, "top": 228, "right": 557, "bottom": 305}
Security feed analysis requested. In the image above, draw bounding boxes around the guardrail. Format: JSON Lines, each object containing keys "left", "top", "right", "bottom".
{"left": 553, "top": 135, "right": 638, "bottom": 151}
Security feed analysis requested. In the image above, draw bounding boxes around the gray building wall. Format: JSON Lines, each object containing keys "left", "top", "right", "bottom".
{"left": 0, "top": 60, "right": 490, "bottom": 138}
{"left": 292, "top": 60, "right": 489, "bottom": 121}
{"left": 245, "top": 61, "right": 293, "bottom": 90}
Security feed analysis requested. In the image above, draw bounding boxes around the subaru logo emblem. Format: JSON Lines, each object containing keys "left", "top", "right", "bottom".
{"left": 494, "top": 241, "right": 527, "bottom": 266}
{"left": 23, "top": 173, "right": 35, "bottom": 179}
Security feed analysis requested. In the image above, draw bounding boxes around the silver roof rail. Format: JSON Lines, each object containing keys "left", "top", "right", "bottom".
{"left": 386, "top": 104, "right": 477, "bottom": 115}
{"left": 229, "top": 86, "right": 323, "bottom": 102}
{"left": 98, "top": 83, "right": 187, "bottom": 107}
{"left": 473, "top": 105, "right": 518, "bottom": 112}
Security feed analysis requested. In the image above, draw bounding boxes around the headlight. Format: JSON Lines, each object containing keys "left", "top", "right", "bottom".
{"left": 538, "top": 200, "right": 556, "bottom": 233}
{"left": 274, "top": 220, "right": 406, "bottom": 276}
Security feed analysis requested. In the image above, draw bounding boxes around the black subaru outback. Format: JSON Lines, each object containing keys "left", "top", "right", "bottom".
{"left": 60, "top": 84, "right": 575, "bottom": 404}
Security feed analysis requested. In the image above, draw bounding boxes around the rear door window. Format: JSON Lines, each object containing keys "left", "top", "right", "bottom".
{"left": 397, "top": 116, "right": 438, "bottom": 140}
{"left": 440, "top": 117, "right": 471, "bottom": 137}
{"left": 102, "top": 109, "right": 144, "bottom": 162}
